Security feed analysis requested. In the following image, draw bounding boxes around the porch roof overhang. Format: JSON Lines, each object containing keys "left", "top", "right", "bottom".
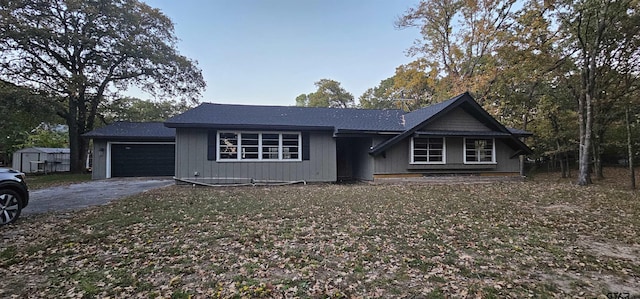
{"left": 413, "top": 130, "right": 512, "bottom": 138}
{"left": 333, "top": 128, "right": 403, "bottom": 137}
{"left": 166, "top": 123, "right": 335, "bottom": 132}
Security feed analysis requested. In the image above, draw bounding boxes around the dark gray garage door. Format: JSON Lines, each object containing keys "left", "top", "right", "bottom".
{"left": 111, "top": 143, "right": 175, "bottom": 177}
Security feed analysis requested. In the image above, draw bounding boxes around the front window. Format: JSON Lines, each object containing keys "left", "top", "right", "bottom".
{"left": 464, "top": 138, "right": 495, "bottom": 163}
{"left": 411, "top": 137, "right": 445, "bottom": 164}
{"left": 282, "top": 134, "right": 300, "bottom": 160}
{"left": 261, "top": 133, "right": 280, "bottom": 160}
{"left": 219, "top": 132, "right": 238, "bottom": 159}
{"left": 218, "top": 132, "right": 301, "bottom": 161}
{"left": 240, "top": 133, "right": 259, "bottom": 159}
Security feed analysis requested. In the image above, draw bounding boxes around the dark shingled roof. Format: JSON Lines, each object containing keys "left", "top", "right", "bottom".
{"left": 84, "top": 93, "right": 532, "bottom": 155}
{"left": 82, "top": 122, "right": 175, "bottom": 140}
{"left": 414, "top": 130, "right": 512, "bottom": 137}
{"left": 507, "top": 127, "right": 534, "bottom": 137}
{"left": 165, "top": 104, "right": 406, "bottom": 132}
{"left": 163, "top": 92, "right": 532, "bottom": 155}
{"left": 403, "top": 94, "right": 462, "bottom": 128}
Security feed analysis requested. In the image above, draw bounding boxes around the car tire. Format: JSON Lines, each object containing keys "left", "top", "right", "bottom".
{"left": 0, "top": 189, "right": 22, "bottom": 225}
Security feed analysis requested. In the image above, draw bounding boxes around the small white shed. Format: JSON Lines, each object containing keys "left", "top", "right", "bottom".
{"left": 12, "top": 147, "right": 71, "bottom": 173}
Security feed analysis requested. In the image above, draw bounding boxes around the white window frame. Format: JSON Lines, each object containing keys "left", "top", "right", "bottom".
{"left": 216, "top": 131, "right": 302, "bottom": 162}
{"left": 463, "top": 137, "right": 496, "bottom": 164}
{"left": 410, "top": 137, "right": 446, "bottom": 164}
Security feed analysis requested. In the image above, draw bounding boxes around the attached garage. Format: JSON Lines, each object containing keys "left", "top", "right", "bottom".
{"left": 83, "top": 122, "right": 176, "bottom": 179}
{"left": 109, "top": 143, "right": 175, "bottom": 177}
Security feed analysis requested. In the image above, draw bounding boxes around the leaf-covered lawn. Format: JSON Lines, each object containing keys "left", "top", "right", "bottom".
{"left": 26, "top": 173, "right": 92, "bottom": 190}
{"left": 1, "top": 173, "right": 639, "bottom": 298}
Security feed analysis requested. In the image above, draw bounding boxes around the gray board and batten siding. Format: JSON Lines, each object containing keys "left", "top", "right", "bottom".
{"left": 373, "top": 137, "right": 520, "bottom": 175}
{"left": 174, "top": 128, "right": 337, "bottom": 183}
{"left": 372, "top": 107, "right": 522, "bottom": 176}
{"left": 91, "top": 139, "right": 108, "bottom": 179}
{"left": 425, "top": 107, "right": 494, "bottom": 131}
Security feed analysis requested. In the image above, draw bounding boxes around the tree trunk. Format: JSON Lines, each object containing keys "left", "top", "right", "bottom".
{"left": 627, "top": 107, "right": 635, "bottom": 190}
{"left": 519, "top": 113, "right": 528, "bottom": 177}
{"left": 557, "top": 140, "right": 567, "bottom": 178}
{"left": 577, "top": 49, "right": 595, "bottom": 186}
{"left": 577, "top": 92, "right": 593, "bottom": 185}
{"left": 593, "top": 141, "right": 603, "bottom": 179}
{"left": 566, "top": 152, "right": 571, "bottom": 178}
{"left": 67, "top": 96, "right": 80, "bottom": 173}
{"left": 67, "top": 95, "right": 89, "bottom": 173}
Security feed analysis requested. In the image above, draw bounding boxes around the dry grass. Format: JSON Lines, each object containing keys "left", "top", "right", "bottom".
{"left": 26, "top": 172, "right": 92, "bottom": 190}
{"left": 1, "top": 170, "right": 639, "bottom": 298}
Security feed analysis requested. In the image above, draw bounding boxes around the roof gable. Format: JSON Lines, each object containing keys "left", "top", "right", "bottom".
{"left": 369, "top": 92, "right": 532, "bottom": 155}
{"left": 420, "top": 107, "right": 492, "bottom": 132}
{"left": 402, "top": 93, "right": 463, "bottom": 128}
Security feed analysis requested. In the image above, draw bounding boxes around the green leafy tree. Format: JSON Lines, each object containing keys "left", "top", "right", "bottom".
{"left": 98, "top": 97, "right": 194, "bottom": 124}
{"left": 296, "top": 79, "right": 354, "bottom": 108}
{"left": 0, "top": 0, "right": 205, "bottom": 172}
{"left": 19, "top": 124, "right": 68, "bottom": 149}
{"left": 0, "top": 80, "right": 65, "bottom": 164}
{"left": 556, "top": 0, "right": 640, "bottom": 185}
{"left": 359, "top": 60, "right": 435, "bottom": 111}
{"left": 396, "top": 0, "right": 518, "bottom": 103}
{"left": 359, "top": 77, "right": 397, "bottom": 109}
{"left": 391, "top": 60, "right": 436, "bottom": 110}
{"left": 490, "top": 0, "right": 561, "bottom": 128}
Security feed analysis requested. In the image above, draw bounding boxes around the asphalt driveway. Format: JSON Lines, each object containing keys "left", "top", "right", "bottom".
{"left": 22, "top": 178, "right": 174, "bottom": 216}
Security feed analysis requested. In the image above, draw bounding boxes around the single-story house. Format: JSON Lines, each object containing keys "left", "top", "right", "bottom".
{"left": 159, "top": 92, "right": 532, "bottom": 184}
{"left": 12, "top": 147, "right": 70, "bottom": 173}
{"left": 83, "top": 122, "right": 175, "bottom": 179}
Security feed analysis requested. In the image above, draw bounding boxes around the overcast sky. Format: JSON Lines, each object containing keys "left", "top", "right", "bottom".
{"left": 136, "top": 0, "right": 421, "bottom": 106}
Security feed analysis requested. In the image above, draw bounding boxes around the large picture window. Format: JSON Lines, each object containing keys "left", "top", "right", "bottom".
{"left": 218, "top": 132, "right": 301, "bottom": 161}
{"left": 464, "top": 138, "right": 495, "bottom": 163}
{"left": 411, "top": 137, "right": 445, "bottom": 164}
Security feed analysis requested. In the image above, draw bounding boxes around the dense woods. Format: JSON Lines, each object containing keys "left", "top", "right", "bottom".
{"left": 299, "top": 0, "right": 640, "bottom": 186}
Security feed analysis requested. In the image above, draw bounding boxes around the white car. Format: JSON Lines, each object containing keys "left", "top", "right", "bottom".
{"left": 0, "top": 168, "right": 29, "bottom": 225}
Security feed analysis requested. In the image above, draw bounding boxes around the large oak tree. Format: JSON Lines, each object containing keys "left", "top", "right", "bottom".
{"left": 0, "top": 0, "right": 205, "bottom": 172}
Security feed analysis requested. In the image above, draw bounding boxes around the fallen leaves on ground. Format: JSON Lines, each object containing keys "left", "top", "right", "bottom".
{"left": 1, "top": 170, "right": 639, "bottom": 298}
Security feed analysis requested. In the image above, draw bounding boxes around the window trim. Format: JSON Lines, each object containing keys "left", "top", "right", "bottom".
{"left": 216, "top": 131, "right": 302, "bottom": 162}
{"left": 463, "top": 137, "right": 496, "bottom": 164}
{"left": 410, "top": 137, "right": 446, "bottom": 164}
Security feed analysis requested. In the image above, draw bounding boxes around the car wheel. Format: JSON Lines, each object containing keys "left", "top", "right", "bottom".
{"left": 0, "top": 189, "right": 22, "bottom": 225}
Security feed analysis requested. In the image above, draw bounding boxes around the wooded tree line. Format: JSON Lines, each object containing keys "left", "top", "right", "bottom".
{"left": 298, "top": 0, "right": 640, "bottom": 187}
